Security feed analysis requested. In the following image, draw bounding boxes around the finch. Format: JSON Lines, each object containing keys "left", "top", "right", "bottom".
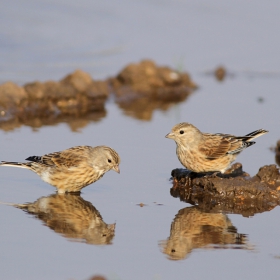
{"left": 0, "top": 145, "right": 120, "bottom": 193}
{"left": 166, "top": 122, "right": 268, "bottom": 173}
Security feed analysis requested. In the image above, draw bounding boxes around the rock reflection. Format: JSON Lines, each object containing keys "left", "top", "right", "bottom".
{"left": 159, "top": 206, "right": 249, "bottom": 260}
{"left": 0, "top": 110, "right": 106, "bottom": 132}
{"left": 116, "top": 95, "right": 189, "bottom": 121}
{"left": 13, "top": 193, "right": 115, "bottom": 245}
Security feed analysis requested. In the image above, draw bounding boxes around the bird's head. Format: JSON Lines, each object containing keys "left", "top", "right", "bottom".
{"left": 91, "top": 146, "right": 120, "bottom": 174}
{"left": 165, "top": 122, "right": 202, "bottom": 145}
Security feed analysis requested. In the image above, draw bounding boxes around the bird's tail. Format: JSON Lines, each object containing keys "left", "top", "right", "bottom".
{"left": 244, "top": 129, "right": 268, "bottom": 141}
{"left": 0, "top": 201, "right": 30, "bottom": 211}
{"left": 234, "top": 129, "right": 268, "bottom": 142}
{"left": 0, "top": 161, "right": 31, "bottom": 169}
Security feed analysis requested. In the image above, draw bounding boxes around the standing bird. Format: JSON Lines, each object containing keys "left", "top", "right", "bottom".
{"left": 165, "top": 123, "right": 268, "bottom": 173}
{"left": 0, "top": 146, "right": 120, "bottom": 193}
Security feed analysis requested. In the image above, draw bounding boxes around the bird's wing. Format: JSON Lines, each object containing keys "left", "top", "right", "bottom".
{"left": 26, "top": 146, "right": 89, "bottom": 168}
{"left": 198, "top": 134, "right": 244, "bottom": 159}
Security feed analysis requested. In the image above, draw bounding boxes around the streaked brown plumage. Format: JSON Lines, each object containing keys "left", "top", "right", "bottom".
{"left": 166, "top": 122, "right": 268, "bottom": 173}
{"left": 0, "top": 145, "right": 120, "bottom": 193}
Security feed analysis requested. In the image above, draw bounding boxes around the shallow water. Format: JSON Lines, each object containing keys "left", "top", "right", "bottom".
{"left": 1, "top": 1, "right": 280, "bottom": 280}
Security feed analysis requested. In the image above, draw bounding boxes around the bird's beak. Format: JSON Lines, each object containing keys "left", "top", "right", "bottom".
{"left": 112, "top": 165, "right": 120, "bottom": 173}
{"left": 165, "top": 132, "right": 174, "bottom": 139}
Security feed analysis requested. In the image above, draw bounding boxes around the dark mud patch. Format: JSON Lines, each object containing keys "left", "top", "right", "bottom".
{"left": 170, "top": 163, "right": 280, "bottom": 217}
{"left": 204, "top": 65, "right": 235, "bottom": 81}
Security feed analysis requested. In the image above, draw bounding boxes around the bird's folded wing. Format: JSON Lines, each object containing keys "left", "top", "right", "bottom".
{"left": 27, "top": 147, "right": 88, "bottom": 168}
{"left": 45, "top": 150, "right": 86, "bottom": 168}
{"left": 199, "top": 135, "right": 241, "bottom": 159}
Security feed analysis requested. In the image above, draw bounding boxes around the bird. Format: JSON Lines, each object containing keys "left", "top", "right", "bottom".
{"left": 0, "top": 145, "right": 120, "bottom": 193}
{"left": 165, "top": 122, "right": 268, "bottom": 173}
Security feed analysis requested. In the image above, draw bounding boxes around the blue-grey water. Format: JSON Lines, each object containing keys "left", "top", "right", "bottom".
{"left": 0, "top": 1, "right": 280, "bottom": 279}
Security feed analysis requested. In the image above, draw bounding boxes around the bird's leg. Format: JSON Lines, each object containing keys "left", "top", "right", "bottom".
{"left": 212, "top": 171, "right": 222, "bottom": 177}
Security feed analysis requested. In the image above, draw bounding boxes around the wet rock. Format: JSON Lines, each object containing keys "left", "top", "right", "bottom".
{"left": 109, "top": 60, "right": 197, "bottom": 120}
{"left": 0, "top": 70, "right": 108, "bottom": 130}
{"left": 253, "top": 164, "right": 280, "bottom": 190}
{"left": 170, "top": 163, "right": 280, "bottom": 216}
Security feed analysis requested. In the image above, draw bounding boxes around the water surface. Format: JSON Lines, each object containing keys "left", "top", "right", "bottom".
{"left": 0, "top": 1, "right": 280, "bottom": 280}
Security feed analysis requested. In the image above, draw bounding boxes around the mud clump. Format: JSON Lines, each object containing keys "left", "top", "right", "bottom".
{"left": 109, "top": 60, "right": 197, "bottom": 120}
{"left": 0, "top": 70, "right": 108, "bottom": 131}
{"left": 204, "top": 65, "right": 234, "bottom": 81}
{"left": 111, "top": 59, "right": 197, "bottom": 96}
{"left": 0, "top": 60, "right": 198, "bottom": 128}
{"left": 170, "top": 163, "right": 280, "bottom": 217}
{"left": 215, "top": 66, "right": 227, "bottom": 81}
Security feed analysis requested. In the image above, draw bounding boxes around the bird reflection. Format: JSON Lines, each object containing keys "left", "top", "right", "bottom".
{"left": 12, "top": 193, "right": 115, "bottom": 245}
{"left": 159, "top": 206, "right": 250, "bottom": 260}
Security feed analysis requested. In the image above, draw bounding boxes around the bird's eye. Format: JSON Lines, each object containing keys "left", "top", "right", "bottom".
{"left": 108, "top": 159, "right": 112, "bottom": 163}
{"left": 180, "top": 130, "right": 184, "bottom": 134}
